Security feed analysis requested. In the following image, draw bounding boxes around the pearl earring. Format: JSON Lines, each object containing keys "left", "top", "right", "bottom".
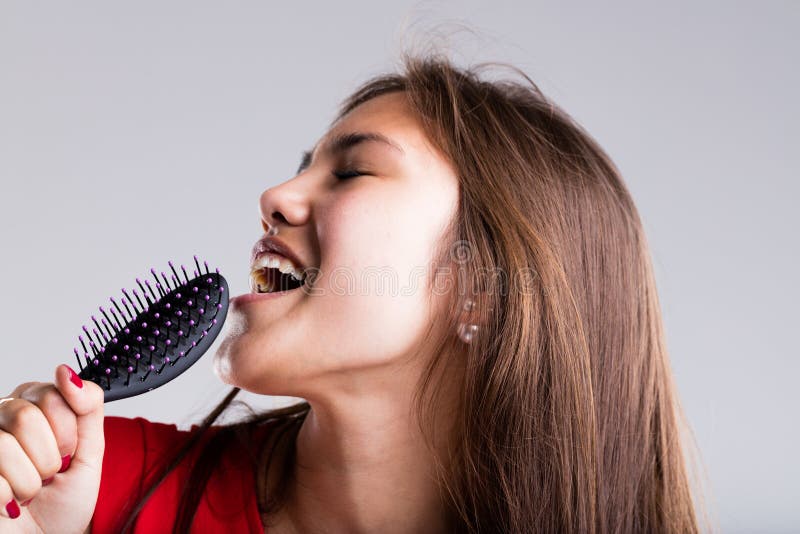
{"left": 457, "top": 323, "right": 479, "bottom": 343}
{"left": 458, "top": 298, "right": 478, "bottom": 343}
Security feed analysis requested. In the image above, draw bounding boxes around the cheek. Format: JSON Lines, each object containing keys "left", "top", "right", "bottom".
{"left": 313, "top": 191, "right": 438, "bottom": 361}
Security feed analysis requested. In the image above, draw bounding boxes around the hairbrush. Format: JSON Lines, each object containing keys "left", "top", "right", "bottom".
{"left": 72, "top": 256, "right": 229, "bottom": 402}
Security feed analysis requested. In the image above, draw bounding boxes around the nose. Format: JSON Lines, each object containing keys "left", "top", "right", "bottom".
{"left": 259, "top": 177, "right": 311, "bottom": 231}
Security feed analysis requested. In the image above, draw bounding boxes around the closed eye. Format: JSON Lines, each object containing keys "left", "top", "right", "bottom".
{"left": 332, "top": 169, "right": 366, "bottom": 180}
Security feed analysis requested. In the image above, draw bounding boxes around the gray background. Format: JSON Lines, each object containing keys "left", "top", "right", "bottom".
{"left": 1, "top": 2, "right": 797, "bottom": 532}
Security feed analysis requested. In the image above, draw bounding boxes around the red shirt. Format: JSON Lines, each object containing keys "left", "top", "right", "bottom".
{"left": 91, "top": 416, "right": 271, "bottom": 533}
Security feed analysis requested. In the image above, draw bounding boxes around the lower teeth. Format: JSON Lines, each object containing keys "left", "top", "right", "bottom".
{"left": 256, "top": 282, "right": 302, "bottom": 293}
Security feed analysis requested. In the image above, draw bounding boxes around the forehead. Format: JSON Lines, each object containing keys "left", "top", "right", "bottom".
{"left": 336, "top": 92, "right": 415, "bottom": 130}
{"left": 313, "top": 92, "right": 432, "bottom": 160}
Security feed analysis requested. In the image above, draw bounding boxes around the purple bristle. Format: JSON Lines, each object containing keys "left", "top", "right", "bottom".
{"left": 135, "top": 278, "right": 152, "bottom": 305}
{"left": 145, "top": 279, "right": 158, "bottom": 302}
{"left": 168, "top": 261, "right": 181, "bottom": 285}
{"left": 132, "top": 288, "right": 147, "bottom": 311}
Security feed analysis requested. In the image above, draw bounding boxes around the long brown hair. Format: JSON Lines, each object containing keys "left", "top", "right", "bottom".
{"left": 118, "top": 52, "right": 706, "bottom": 533}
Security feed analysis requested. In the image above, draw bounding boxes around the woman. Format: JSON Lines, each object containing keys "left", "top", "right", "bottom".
{"left": 0, "top": 53, "right": 703, "bottom": 533}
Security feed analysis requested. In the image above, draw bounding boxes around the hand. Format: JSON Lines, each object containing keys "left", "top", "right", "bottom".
{"left": 0, "top": 364, "right": 105, "bottom": 534}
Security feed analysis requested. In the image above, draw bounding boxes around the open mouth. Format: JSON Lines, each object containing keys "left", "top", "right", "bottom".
{"left": 249, "top": 267, "right": 305, "bottom": 293}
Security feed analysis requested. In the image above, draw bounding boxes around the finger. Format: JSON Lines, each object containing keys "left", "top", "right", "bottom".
{"left": 0, "top": 430, "right": 41, "bottom": 503}
{"left": 0, "top": 399, "right": 61, "bottom": 480}
{"left": 0, "top": 476, "right": 21, "bottom": 519}
{"left": 8, "top": 382, "right": 39, "bottom": 398}
{"left": 52, "top": 365, "right": 105, "bottom": 470}
{"left": 18, "top": 385, "right": 79, "bottom": 460}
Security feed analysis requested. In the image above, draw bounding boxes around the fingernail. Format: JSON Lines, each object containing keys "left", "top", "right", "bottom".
{"left": 20, "top": 498, "right": 32, "bottom": 507}
{"left": 66, "top": 366, "right": 83, "bottom": 389}
{"left": 5, "top": 499, "right": 19, "bottom": 519}
{"left": 58, "top": 454, "right": 71, "bottom": 473}
{"left": 42, "top": 476, "right": 54, "bottom": 486}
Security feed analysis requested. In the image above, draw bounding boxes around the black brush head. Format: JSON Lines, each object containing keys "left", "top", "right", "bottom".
{"left": 74, "top": 256, "right": 229, "bottom": 402}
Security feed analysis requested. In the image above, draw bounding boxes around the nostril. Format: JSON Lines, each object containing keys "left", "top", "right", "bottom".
{"left": 271, "top": 212, "right": 289, "bottom": 224}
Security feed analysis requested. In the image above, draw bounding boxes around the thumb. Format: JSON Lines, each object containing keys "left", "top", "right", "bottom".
{"left": 54, "top": 364, "right": 105, "bottom": 469}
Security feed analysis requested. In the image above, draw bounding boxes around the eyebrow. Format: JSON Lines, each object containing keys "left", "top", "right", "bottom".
{"left": 297, "top": 131, "right": 404, "bottom": 174}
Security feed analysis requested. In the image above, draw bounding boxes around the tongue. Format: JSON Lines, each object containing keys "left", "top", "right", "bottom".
{"left": 268, "top": 268, "right": 302, "bottom": 292}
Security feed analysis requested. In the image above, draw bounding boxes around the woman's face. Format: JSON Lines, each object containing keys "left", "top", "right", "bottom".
{"left": 214, "top": 91, "right": 459, "bottom": 397}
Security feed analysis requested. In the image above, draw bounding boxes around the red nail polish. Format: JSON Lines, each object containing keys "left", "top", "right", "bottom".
{"left": 5, "top": 499, "right": 19, "bottom": 519}
{"left": 66, "top": 366, "right": 83, "bottom": 389}
{"left": 42, "top": 476, "right": 54, "bottom": 486}
{"left": 59, "top": 454, "right": 71, "bottom": 473}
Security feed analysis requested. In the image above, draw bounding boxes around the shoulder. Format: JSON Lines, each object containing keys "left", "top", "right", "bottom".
{"left": 102, "top": 416, "right": 223, "bottom": 478}
{"left": 94, "top": 416, "right": 271, "bottom": 533}
{"left": 94, "top": 416, "right": 223, "bottom": 532}
{"left": 103, "top": 414, "right": 222, "bottom": 444}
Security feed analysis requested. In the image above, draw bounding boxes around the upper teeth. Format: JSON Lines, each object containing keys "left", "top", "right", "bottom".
{"left": 251, "top": 252, "right": 306, "bottom": 282}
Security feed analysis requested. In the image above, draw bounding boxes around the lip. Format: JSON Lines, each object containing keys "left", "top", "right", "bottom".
{"left": 250, "top": 236, "right": 307, "bottom": 272}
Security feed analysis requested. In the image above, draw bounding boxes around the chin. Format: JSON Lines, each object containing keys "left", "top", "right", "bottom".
{"left": 212, "top": 346, "right": 235, "bottom": 385}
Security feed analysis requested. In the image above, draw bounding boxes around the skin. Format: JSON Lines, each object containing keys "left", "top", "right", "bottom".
{"left": 213, "top": 91, "right": 465, "bottom": 533}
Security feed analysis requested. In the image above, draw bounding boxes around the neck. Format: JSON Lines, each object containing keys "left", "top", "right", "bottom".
{"left": 269, "top": 362, "right": 460, "bottom": 534}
